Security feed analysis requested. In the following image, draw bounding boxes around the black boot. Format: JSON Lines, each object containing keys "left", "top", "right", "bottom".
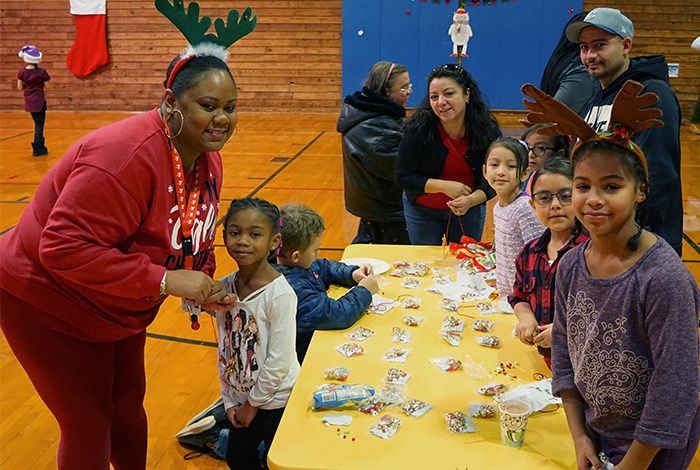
{"left": 32, "top": 140, "right": 48, "bottom": 157}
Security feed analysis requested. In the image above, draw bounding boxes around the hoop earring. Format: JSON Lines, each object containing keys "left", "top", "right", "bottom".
{"left": 166, "top": 109, "right": 184, "bottom": 139}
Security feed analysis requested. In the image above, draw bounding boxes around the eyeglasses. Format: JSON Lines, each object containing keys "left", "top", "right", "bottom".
{"left": 399, "top": 83, "right": 413, "bottom": 94}
{"left": 532, "top": 188, "right": 573, "bottom": 206}
{"left": 528, "top": 144, "right": 557, "bottom": 158}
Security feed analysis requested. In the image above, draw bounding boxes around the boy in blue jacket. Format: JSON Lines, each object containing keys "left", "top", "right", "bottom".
{"left": 276, "top": 204, "right": 378, "bottom": 362}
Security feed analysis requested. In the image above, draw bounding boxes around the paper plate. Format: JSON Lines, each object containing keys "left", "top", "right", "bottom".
{"left": 341, "top": 257, "right": 391, "bottom": 275}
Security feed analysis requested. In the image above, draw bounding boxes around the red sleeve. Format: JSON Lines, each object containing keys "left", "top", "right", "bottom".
{"left": 38, "top": 163, "right": 164, "bottom": 299}
{"left": 508, "top": 247, "right": 528, "bottom": 307}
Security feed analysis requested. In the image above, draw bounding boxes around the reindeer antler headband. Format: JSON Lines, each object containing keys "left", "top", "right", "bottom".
{"left": 155, "top": 0, "right": 257, "bottom": 89}
{"left": 520, "top": 80, "right": 663, "bottom": 177}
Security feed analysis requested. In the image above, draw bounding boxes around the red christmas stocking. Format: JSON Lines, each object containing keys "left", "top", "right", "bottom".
{"left": 66, "top": 0, "right": 110, "bottom": 77}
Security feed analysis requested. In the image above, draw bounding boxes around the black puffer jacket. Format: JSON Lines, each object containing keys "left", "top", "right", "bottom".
{"left": 337, "top": 87, "right": 406, "bottom": 222}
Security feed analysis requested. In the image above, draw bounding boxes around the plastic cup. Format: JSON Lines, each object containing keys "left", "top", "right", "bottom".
{"left": 498, "top": 399, "right": 531, "bottom": 448}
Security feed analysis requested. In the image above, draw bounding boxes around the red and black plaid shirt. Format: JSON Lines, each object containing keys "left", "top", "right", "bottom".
{"left": 508, "top": 229, "right": 589, "bottom": 355}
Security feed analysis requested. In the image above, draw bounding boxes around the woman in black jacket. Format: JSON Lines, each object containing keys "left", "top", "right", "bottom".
{"left": 396, "top": 64, "right": 501, "bottom": 245}
{"left": 337, "top": 61, "right": 412, "bottom": 244}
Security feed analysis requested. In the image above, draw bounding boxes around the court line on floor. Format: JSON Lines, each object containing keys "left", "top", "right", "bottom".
{"left": 0, "top": 131, "right": 32, "bottom": 142}
{"left": 247, "top": 132, "right": 325, "bottom": 198}
{"left": 683, "top": 233, "right": 700, "bottom": 255}
{"left": 145, "top": 331, "right": 217, "bottom": 348}
{"left": 214, "top": 131, "right": 326, "bottom": 227}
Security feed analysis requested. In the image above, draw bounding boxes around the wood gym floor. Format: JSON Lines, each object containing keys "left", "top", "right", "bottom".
{"left": 1, "top": 110, "right": 699, "bottom": 468}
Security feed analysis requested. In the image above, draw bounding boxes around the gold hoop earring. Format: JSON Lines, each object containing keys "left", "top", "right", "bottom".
{"left": 167, "top": 109, "right": 184, "bottom": 139}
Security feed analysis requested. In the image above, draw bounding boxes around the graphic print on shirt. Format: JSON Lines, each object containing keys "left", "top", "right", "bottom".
{"left": 584, "top": 104, "right": 612, "bottom": 133}
{"left": 220, "top": 307, "right": 259, "bottom": 394}
{"left": 566, "top": 290, "right": 652, "bottom": 419}
{"left": 163, "top": 172, "right": 220, "bottom": 270}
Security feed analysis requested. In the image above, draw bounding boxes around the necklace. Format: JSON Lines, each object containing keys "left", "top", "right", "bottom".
{"left": 164, "top": 122, "right": 202, "bottom": 270}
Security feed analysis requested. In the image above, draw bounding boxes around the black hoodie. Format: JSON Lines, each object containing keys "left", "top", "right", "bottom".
{"left": 337, "top": 87, "right": 406, "bottom": 222}
{"left": 579, "top": 55, "right": 683, "bottom": 255}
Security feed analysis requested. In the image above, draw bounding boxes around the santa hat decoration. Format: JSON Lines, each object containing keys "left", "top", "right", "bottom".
{"left": 18, "top": 45, "right": 43, "bottom": 64}
{"left": 155, "top": 0, "right": 257, "bottom": 89}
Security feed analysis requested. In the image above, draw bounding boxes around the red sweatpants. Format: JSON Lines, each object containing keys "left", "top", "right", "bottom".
{"left": 1, "top": 290, "right": 148, "bottom": 469}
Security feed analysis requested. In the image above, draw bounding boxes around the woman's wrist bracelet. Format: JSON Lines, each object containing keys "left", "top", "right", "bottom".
{"left": 159, "top": 271, "right": 168, "bottom": 296}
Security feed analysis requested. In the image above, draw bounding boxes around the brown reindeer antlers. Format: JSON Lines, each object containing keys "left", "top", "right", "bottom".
{"left": 609, "top": 80, "right": 663, "bottom": 134}
{"left": 520, "top": 83, "right": 597, "bottom": 142}
{"left": 155, "top": 0, "right": 257, "bottom": 49}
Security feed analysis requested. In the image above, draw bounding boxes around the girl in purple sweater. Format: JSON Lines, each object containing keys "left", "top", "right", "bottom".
{"left": 520, "top": 81, "right": 700, "bottom": 470}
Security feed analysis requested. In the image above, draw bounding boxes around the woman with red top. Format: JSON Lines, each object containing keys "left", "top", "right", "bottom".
{"left": 0, "top": 50, "right": 237, "bottom": 468}
{"left": 396, "top": 64, "right": 501, "bottom": 244}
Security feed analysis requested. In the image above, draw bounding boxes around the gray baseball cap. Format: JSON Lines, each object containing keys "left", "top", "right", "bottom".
{"left": 566, "top": 7, "right": 634, "bottom": 43}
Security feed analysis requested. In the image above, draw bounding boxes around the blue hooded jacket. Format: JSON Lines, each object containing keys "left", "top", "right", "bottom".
{"left": 275, "top": 259, "right": 372, "bottom": 362}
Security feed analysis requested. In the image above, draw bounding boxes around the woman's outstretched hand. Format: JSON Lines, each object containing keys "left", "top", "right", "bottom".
{"left": 165, "top": 270, "right": 230, "bottom": 305}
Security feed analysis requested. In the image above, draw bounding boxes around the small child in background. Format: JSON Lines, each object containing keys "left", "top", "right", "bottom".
{"left": 521, "top": 123, "right": 569, "bottom": 194}
{"left": 509, "top": 157, "right": 588, "bottom": 369}
{"left": 483, "top": 137, "right": 545, "bottom": 301}
{"left": 17, "top": 45, "right": 50, "bottom": 157}
{"left": 216, "top": 197, "right": 300, "bottom": 470}
{"left": 276, "top": 203, "right": 378, "bottom": 363}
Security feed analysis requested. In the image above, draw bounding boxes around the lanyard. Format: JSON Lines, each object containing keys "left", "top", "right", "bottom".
{"left": 167, "top": 133, "right": 202, "bottom": 270}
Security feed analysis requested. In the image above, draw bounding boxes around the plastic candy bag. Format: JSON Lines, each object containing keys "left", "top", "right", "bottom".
{"left": 323, "top": 367, "right": 349, "bottom": 381}
{"left": 472, "top": 319, "right": 495, "bottom": 332}
{"left": 336, "top": 342, "right": 364, "bottom": 357}
{"left": 469, "top": 403, "right": 496, "bottom": 419}
{"left": 383, "top": 347, "right": 410, "bottom": 363}
{"left": 444, "top": 411, "right": 476, "bottom": 433}
{"left": 403, "top": 315, "right": 425, "bottom": 327}
{"left": 347, "top": 326, "right": 374, "bottom": 342}
{"left": 402, "top": 399, "right": 432, "bottom": 417}
{"left": 391, "top": 326, "right": 412, "bottom": 344}
{"left": 369, "top": 415, "right": 401, "bottom": 439}
{"left": 476, "top": 335, "right": 501, "bottom": 349}
{"left": 311, "top": 383, "right": 375, "bottom": 410}
{"left": 430, "top": 356, "right": 463, "bottom": 372}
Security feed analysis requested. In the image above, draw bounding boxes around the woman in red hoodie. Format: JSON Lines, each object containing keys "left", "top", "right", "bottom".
{"left": 0, "top": 50, "right": 237, "bottom": 468}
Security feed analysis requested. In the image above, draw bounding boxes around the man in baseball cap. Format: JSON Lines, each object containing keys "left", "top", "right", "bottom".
{"left": 568, "top": 7, "right": 684, "bottom": 256}
{"left": 565, "top": 7, "right": 634, "bottom": 43}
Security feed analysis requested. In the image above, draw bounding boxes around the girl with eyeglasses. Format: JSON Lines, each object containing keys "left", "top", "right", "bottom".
{"left": 395, "top": 63, "right": 501, "bottom": 245}
{"left": 521, "top": 124, "right": 570, "bottom": 174}
{"left": 508, "top": 157, "right": 588, "bottom": 369}
{"left": 338, "top": 61, "right": 412, "bottom": 244}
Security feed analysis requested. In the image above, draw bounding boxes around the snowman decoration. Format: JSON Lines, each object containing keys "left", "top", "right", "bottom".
{"left": 448, "top": 7, "right": 473, "bottom": 58}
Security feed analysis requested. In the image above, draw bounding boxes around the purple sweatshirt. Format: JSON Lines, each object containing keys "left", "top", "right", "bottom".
{"left": 552, "top": 238, "right": 699, "bottom": 453}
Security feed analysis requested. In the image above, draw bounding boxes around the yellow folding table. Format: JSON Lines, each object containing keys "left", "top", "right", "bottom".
{"left": 268, "top": 244, "right": 575, "bottom": 470}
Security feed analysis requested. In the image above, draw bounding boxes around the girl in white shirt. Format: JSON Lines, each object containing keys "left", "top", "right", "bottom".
{"left": 216, "top": 197, "right": 299, "bottom": 470}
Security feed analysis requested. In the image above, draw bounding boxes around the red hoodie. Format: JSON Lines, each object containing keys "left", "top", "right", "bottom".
{"left": 0, "top": 109, "right": 222, "bottom": 341}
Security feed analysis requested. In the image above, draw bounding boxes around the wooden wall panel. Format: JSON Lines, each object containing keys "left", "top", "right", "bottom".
{"left": 2, "top": 1, "right": 697, "bottom": 116}
{"left": 584, "top": 0, "right": 700, "bottom": 119}
{"left": 0, "top": 0, "right": 342, "bottom": 113}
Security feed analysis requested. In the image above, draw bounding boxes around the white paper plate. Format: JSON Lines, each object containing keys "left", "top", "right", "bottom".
{"left": 341, "top": 257, "right": 391, "bottom": 275}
